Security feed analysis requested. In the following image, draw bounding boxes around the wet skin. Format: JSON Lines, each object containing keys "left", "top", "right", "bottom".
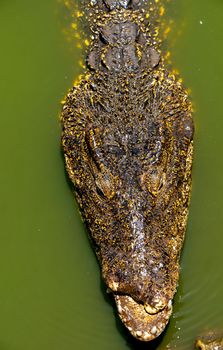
{"left": 60, "top": 0, "right": 211, "bottom": 343}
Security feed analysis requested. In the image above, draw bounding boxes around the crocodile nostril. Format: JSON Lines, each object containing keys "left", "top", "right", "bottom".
{"left": 144, "top": 303, "right": 162, "bottom": 315}
{"left": 144, "top": 297, "right": 168, "bottom": 314}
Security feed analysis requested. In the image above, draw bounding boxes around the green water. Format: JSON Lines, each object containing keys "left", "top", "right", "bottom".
{"left": 1, "top": 1, "right": 223, "bottom": 349}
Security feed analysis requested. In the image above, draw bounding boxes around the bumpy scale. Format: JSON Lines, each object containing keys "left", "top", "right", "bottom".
{"left": 61, "top": 0, "right": 194, "bottom": 342}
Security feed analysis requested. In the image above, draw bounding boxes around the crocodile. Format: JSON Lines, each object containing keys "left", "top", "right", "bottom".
{"left": 60, "top": 0, "right": 213, "bottom": 345}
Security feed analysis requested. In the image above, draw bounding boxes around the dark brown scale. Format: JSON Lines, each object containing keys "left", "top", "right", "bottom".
{"left": 61, "top": 0, "right": 195, "bottom": 343}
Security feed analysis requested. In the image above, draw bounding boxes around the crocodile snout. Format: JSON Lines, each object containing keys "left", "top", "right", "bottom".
{"left": 114, "top": 294, "right": 172, "bottom": 341}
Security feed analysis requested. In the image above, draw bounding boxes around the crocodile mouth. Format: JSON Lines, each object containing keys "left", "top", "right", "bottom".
{"left": 114, "top": 294, "right": 173, "bottom": 341}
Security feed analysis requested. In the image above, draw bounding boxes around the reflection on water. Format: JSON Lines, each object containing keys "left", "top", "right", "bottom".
{"left": 1, "top": 0, "right": 223, "bottom": 349}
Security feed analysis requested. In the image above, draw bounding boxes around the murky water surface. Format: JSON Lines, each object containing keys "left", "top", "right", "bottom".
{"left": 1, "top": 1, "right": 223, "bottom": 349}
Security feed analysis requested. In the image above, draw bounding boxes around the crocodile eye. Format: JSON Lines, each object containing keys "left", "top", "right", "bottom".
{"left": 140, "top": 168, "right": 165, "bottom": 197}
{"left": 95, "top": 170, "right": 116, "bottom": 199}
{"left": 96, "top": 185, "right": 106, "bottom": 198}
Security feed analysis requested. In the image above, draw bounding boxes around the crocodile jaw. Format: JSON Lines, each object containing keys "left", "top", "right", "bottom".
{"left": 114, "top": 294, "right": 173, "bottom": 341}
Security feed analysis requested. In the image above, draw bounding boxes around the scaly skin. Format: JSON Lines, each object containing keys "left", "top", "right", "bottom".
{"left": 61, "top": 0, "right": 194, "bottom": 342}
